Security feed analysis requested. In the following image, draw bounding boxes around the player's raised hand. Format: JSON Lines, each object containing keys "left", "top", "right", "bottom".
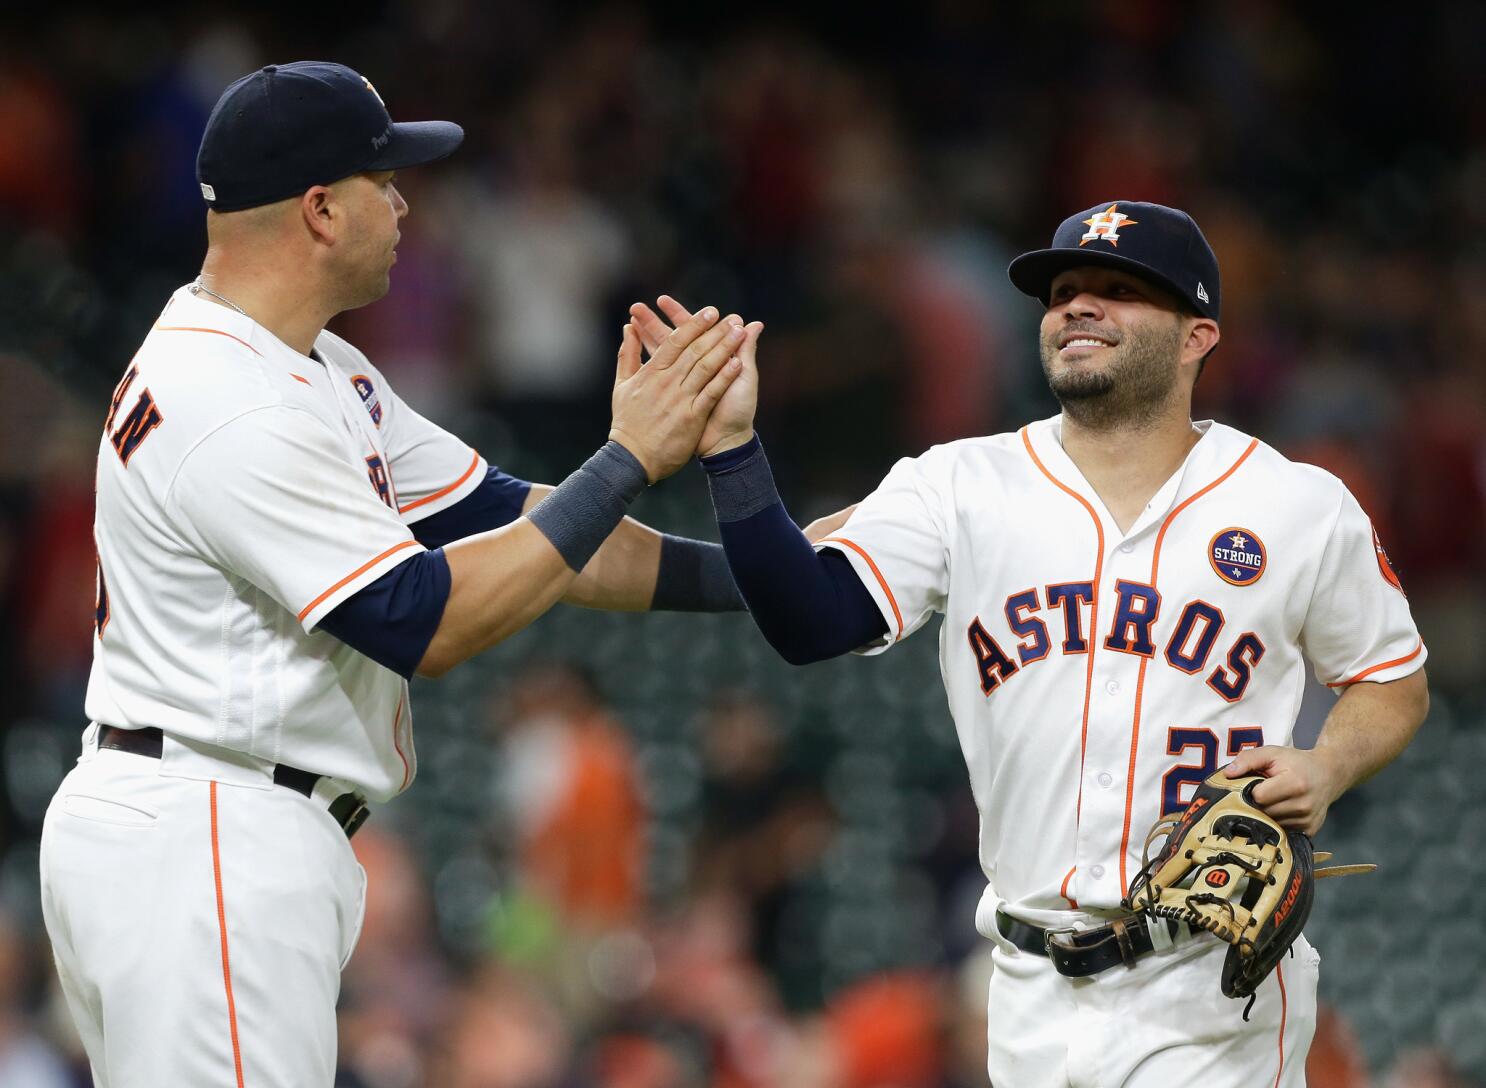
{"left": 1223, "top": 745, "right": 1346, "bottom": 836}
{"left": 608, "top": 307, "right": 745, "bottom": 483}
{"left": 630, "top": 296, "right": 762, "bottom": 458}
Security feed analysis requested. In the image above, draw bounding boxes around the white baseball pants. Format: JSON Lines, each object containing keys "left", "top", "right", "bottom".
{"left": 39, "top": 729, "right": 367, "bottom": 1087}
{"left": 985, "top": 926, "right": 1318, "bottom": 1087}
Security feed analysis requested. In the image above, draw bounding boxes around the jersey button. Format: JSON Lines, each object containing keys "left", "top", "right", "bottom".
{"left": 1105, "top": 680, "right": 1120, "bottom": 694}
{"left": 1097, "top": 772, "right": 1114, "bottom": 788}
{"left": 1119, "top": 543, "right": 1134, "bottom": 553}
{"left": 1090, "top": 864, "right": 1106, "bottom": 879}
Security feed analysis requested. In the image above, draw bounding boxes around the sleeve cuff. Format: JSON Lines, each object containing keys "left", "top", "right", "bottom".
{"left": 814, "top": 536, "right": 901, "bottom": 655}
{"left": 297, "top": 539, "right": 426, "bottom": 631}
{"left": 397, "top": 450, "right": 487, "bottom": 520}
{"left": 1324, "top": 639, "right": 1427, "bottom": 687}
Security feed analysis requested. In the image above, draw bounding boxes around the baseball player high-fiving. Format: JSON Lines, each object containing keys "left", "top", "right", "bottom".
{"left": 41, "top": 61, "right": 761, "bottom": 1087}
{"left": 635, "top": 201, "right": 1429, "bottom": 1086}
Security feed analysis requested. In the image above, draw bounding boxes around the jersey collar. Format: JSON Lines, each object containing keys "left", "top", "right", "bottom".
{"left": 1026, "top": 414, "right": 1249, "bottom": 544}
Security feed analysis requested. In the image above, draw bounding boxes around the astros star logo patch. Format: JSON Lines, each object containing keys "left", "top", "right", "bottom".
{"left": 1209, "top": 527, "right": 1266, "bottom": 586}
{"left": 1080, "top": 203, "right": 1139, "bottom": 247}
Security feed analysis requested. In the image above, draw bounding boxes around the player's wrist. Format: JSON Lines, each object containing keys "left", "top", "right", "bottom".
{"left": 698, "top": 427, "right": 756, "bottom": 461}
{"left": 606, "top": 429, "right": 660, "bottom": 484}
{"left": 528, "top": 441, "right": 649, "bottom": 572}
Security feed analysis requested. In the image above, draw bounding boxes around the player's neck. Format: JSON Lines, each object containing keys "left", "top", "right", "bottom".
{"left": 1059, "top": 409, "right": 1202, "bottom": 534}
{"left": 196, "top": 253, "right": 334, "bottom": 356}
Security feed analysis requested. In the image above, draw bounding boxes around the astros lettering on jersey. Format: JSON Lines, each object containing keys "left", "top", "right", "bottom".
{"left": 89, "top": 285, "right": 488, "bottom": 801}
{"left": 815, "top": 415, "right": 1424, "bottom": 931}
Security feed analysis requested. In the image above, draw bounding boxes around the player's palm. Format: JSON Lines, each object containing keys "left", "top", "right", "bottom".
{"left": 631, "top": 297, "right": 763, "bottom": 458}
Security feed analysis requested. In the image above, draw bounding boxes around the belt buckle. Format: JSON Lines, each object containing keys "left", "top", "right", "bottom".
{"left": 1042, "top": 924, "right": 1081, "bottom": 953}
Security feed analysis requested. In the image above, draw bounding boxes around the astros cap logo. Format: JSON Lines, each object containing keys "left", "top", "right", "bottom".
{"left": 1079, "top": 203, "right": 1139, "bottom": 247}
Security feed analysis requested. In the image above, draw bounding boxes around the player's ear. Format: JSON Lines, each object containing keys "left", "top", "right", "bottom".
{"left": 1183, "top": 317, "right": 1219, "bottom": 368}
{"left": 300, "top": 186, "right": 338, "bottom": 245}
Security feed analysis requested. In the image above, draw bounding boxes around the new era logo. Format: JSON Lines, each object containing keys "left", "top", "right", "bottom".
{"left": 1196, "top": 282, "right": 1210, "bottom": 304}
{"left": 200, "top": 182, "right": 216, "bottom": 202}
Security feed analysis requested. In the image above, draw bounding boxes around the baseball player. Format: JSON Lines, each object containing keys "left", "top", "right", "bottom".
{"left": 39, "top": 61, "right": 761, "bottom": 1087}
{"left": 633, "top": 201, "right": 1429, "bottom": 1086}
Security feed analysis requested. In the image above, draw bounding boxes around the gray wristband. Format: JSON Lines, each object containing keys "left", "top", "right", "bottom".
{"left": 527, "top": 440, "right": 648, "bottom": 571}
{"left": 700, "top": 436, "right": 780, "bottom": 523}
{"left": 651, "top": 535, "right": 746, "bottom": 612}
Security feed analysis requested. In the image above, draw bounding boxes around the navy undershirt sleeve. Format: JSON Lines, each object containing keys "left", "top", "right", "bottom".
{"left": 410, "top": 466, "right": 533, "bottom": 548}
{"left": 319, "top": 548, "right": 452, "bottom": 679}
{"left": 704, "top": 439, "right": 887, "bottom": 665}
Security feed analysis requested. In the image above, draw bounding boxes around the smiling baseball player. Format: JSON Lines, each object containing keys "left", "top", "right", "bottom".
{"left": 635, "top": 200, "right": 1430, "bottom": 1085}
{"left": 39, "top": 61, "right": 758, "bottom": 1087}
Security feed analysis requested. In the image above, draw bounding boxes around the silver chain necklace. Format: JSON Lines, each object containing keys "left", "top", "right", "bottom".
{"left": 189, "top": 276, "right": 250, "bottom": 317}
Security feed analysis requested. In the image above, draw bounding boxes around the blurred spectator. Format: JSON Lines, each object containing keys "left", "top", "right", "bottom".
{"left": 495, "top": 661, "right": 647, "bottom": 929}
{"left": 0, "top": 911, "right": 70, "bottom": 1088}
{"left": 1308, "top": 1003, "right": 1372, "bottom": 1088}
{"left": 456, "top": 89, "right": 630, "bottom": 449}
{"left": 1383, "top": 1048, "right": 1477, "bottom": 1088}
{"left": 2, "top": 6, "right": 1484, "bottom": 1084}
{"left": 338, "top": 827, "right": 454, "bottom": 1088}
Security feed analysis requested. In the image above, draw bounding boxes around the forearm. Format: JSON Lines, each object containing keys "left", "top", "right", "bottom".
{"left": 420, "top": 441, "right": 648, "bottom": 674}
{"left": 420, "top": 520, "right": 578, "bottom": 675}
{"left": 1312, "top": 669, "right": 1430, "bottom": 792}
{"left": 522, "top": 484, "right": 744, "bottom": 613}
{"left": 523, "top": 483, "right": 660, "bottom": 610}
{"left": 703, "top": 437, "right": 887, "bottom": 664}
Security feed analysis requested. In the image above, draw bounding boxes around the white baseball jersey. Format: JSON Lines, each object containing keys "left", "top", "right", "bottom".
{"left": 86, "top": 285, "right": 488, "bottom": 801}
{"left": 818, "top": 414, "right": 1424, "bottom": 929}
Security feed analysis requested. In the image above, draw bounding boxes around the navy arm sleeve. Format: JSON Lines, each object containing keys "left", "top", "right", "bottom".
{"left": 702, "top": 438, "right": 887, "bottom": 665}
{"left": 410, "top": 466, "right": 533, "bottom": 548}
{"left": 318, "top": 548, "right": 452, "bottom": 679}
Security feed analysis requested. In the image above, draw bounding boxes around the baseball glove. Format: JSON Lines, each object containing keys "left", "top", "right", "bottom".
{"left": 1124, "top": 769, "right": 1375, "bottom": 1013}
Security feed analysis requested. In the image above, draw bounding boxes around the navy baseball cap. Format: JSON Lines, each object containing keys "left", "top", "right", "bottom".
{"left": 196, "top": 61, "right": 464, "bottom": 212}
{"left": 1008, "top": 201, "right": 1220, "bottom": 321}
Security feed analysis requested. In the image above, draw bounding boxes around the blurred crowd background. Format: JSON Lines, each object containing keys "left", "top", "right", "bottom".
{"left": 1, "top": 2, "right": 1484, "bottom": 1085}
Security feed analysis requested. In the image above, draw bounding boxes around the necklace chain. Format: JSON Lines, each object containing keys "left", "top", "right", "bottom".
{"left": 190, "top": 276, "right": 249, "bottom": 317}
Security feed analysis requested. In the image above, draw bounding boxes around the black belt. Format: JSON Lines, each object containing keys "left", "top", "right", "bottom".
{"left": 97, "top": 726, "right": 370, "bottom": 838}
{"left": 996, "top": 908, "right": 1191, "bottom": 977}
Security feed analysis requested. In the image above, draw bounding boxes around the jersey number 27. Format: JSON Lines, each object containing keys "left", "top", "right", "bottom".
{"left": 1160, "top": 725, "right": 1264, "bottom": 815}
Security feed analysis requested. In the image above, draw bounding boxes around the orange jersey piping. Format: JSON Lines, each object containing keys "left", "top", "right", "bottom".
{"left": 296, "top": 540, "right": 420, "bottom": 623}
{"left": 398, "top": 450, "right": 481, "bottom": 515}
{"left": 392, "top": 693, "right": 411, "bottom": 791}
{"left": 817, "top": 536, "right": 904, "bottom": 639}
{"left": 1059, "top": 865, "right": 1079, "bottom": 909}
{"left": 154, "top": 324, "right": 262, "bottom": 356}
{"left": 1021, "top": 427, "right": 1105, "bottom": 830}
{"left": 1118, "top": 437, "right": 1259, "bottom": 888}
{"left": 1326, "top": 639, "right": 1423, "bottom": 687}
{"left": 1273, "top": 961, "right": 1288, "bottom": 1087}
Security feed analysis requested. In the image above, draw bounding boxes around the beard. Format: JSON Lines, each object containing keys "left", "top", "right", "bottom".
{"left": 1039, "top": 318, "right": 1183, "bottom": 430}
